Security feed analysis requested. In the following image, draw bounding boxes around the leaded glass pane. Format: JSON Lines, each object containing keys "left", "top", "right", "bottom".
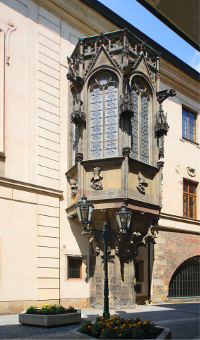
{"left": 131, "top": 88, "right": 139, "bottom": 160}
{"left": 89, "top": 72, "right": 118, "bottom": 158}
{"left": 141, "top": 94, "right": 149, "bottom": 163}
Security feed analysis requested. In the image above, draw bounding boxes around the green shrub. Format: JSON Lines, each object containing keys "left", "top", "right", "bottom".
{"left": 25, "top": 304, "right": 75, "bottom": 315}
{"left": 78, "top": 315, "right": 159, "bottom": 339}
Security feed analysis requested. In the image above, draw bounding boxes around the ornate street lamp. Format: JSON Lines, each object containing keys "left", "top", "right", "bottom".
{"left": 75, "top": 195, "right": 132, "bottom": 317}
{"left": 75, "top": 194, "right": 94, "bottom": 229}
{"left": 115, "top": 203, "right": 132, "bottom": 232}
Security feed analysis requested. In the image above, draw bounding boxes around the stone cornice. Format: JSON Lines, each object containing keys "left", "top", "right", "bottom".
{"left": 160, "top": 212, "right": 200, "bottom": 225}
{"left": 0, "top": 176, "right": 63, "bottom": 198}
{"left": 159, "top": 212, "right": 200, "bottom": 235}
{"left": 32, "top": 0, "right": 118, "bottom": 37}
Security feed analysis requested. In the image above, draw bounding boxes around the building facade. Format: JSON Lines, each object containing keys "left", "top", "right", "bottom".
{"left": 0, "top": 0, "right": 199, "bottom": 314}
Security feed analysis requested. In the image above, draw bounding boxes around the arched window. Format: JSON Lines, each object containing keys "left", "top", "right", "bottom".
{"left": 168, "top": 256, "right": 200, "bottom": 298}
{"left": 131, "top": 79, "right": 150, "bottom": 164}
{"left": 89, "top": 72, "right": 118, "bottom": 159}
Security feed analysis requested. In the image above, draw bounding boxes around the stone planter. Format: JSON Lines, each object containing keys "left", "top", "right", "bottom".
{"left": 19, "top": 309, "right": 81, "bottom": 327}
{"left": 65, "top": 326, "right": 171, "bottom": 339}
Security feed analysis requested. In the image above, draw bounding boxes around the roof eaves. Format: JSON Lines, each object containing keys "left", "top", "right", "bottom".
{"left": 81, "top": 0, "right": 199, "bottom": 82}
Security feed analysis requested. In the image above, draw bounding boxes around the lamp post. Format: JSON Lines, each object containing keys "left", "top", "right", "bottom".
{"left": 75, "top": 195, "right": 132, "bottom": 318}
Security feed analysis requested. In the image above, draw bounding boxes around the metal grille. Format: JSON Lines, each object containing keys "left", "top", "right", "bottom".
{"left": 168, "top": 256, "right": 200, "bottom": 297}
{"left": 68, "top": 258, "right": 82, "bottom": 279}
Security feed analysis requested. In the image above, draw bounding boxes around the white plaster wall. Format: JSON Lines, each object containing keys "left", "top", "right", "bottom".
{"left": 160, "top": 82, "right": 200, "bottom": 218}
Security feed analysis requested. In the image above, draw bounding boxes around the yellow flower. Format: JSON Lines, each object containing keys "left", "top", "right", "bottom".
{"left": 119, "top": 334, "right": 122, "bottom": 337}
{"left": 114, "top": 326, "right": 118, "bottom": 329}
{"left": 143, "top": 320, "right": 148, "bottom": 325}
{"left": 138, "top": 321, "right": 142, "bottom": 325}
{"left": 133, "top": 324, "right": 137, "bottom": 327}
{"left": 88, "top": 326, "right": 91, "bottom": 328}
{"left": 90, "top": 318, "right": 93, "bottom": 321}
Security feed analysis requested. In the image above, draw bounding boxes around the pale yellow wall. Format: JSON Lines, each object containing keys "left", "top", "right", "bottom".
{"left": 0, "top": 196, "right": 37, "bottom": 301}
{"left": 0, "top": 0, "right": 199, "bottom": 311}
{"left": 0, "top": 178, "right": 61, "bottom": 306}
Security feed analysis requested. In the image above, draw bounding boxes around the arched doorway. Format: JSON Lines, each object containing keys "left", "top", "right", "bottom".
{"left": 168, "top": 256, "right": 200, "bottom": 298}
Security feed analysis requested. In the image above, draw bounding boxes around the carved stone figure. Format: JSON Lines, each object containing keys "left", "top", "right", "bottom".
{"left": 137, "top": 172, "right": 148, "bottom": 194}
{"left": 187, "top": 166, "right": 196, "bottom": 177}
{"left": 91, "top": 167, "right": 103, "bottom": 190}
{"left": 68, "top": 179, "right": 78, "bottom": 197}
{"left": 155, "top": 89, "right": 176, "bottom": 159}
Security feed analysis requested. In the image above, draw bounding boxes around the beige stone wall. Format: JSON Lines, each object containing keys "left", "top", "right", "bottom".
{"left": 0, "top": 178, "right": 62, "bottom": 314}
{"left": 0, "top": 0, "right": 119, "bottom": 314}
{"left": 0, "top": 0, "right": 199, "bottom": 313}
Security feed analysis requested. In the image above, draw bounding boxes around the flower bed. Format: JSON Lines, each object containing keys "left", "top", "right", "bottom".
{"left": 78, "top": 315, "right": 164, "bottom": 339}
{"left": 19, "top": 304, "right": 81, "bottom": 327}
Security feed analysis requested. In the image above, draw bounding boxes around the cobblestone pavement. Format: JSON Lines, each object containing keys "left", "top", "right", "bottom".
{"left": 0, "top": 302, "right": 199, "bottom": 339}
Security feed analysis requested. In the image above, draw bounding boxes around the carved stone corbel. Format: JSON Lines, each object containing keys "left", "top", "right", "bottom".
{"left": 115, "top": 222, "right": 157, "bottom": 263}
{"left": 91, "top": 167, "right": 103, "bottom": 190}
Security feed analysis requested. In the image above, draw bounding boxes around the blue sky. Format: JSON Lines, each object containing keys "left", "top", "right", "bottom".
{"left": 98, "top": 0, "right": 200, "bottom": 72}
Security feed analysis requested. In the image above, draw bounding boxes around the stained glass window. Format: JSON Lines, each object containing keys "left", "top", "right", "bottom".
{"left": 131, "top": 79, "right": 150, "bottom": 164}
{"left": 90, "top": 72, "right": 118, "bottom": 159}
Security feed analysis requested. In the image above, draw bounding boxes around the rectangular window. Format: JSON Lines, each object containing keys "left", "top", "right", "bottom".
{"left": 135, "top": 261, "right": 144, "bottom": 282}
{"left": 182, "top": 107, "right": 196, "bottom": 142}
{"left": 183, "top": 180, "right": 197, "bottom": 219}
{"left": 68, "top": 257, "right": 82, "bottom": 279}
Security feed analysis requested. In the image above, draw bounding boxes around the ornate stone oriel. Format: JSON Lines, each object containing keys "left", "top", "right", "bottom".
{"left": 66, "top": 29, "right": 171, "bottom": 309}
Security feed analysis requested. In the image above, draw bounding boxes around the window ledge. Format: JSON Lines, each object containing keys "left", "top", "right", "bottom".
{"left": 180, "top": 138, "right": 199, "bottom": 147}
